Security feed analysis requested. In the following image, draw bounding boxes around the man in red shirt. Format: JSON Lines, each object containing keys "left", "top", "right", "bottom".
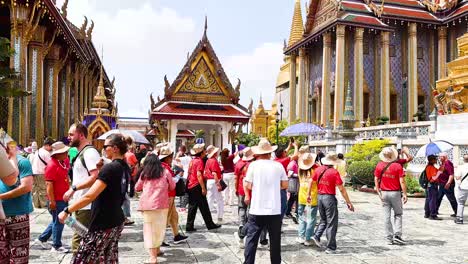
{"left": 374, "top": 147, "right": 408, "bottom": 245}
{"left": 185, "top": 144, "right": 220, "bottom": 232}
{"left": 424, "top": 155, "right": 442, "bottom": 220}
{"left": 309, "top": 152, "right": 354, "bottom": 253}
{"left": 123, "top": 136, "right": 137, "bottom": 226}
{"left": 274, "top": 141, "right": 298, "bottom": 221}
{"left": 37, "top": 142, "right": 70, "bottom": 253}
{"left": 159, "top": 146, "right": 188, "bottom": 244}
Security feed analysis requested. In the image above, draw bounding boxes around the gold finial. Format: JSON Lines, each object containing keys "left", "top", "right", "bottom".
{"left": 92, "top": 47, "right": 109, "bottom": 109}
{"left": 203, "top": 15, "right": 208, "bottom": 40}
{"left": 288, "top": 0, "right": 304, "bottom": 47}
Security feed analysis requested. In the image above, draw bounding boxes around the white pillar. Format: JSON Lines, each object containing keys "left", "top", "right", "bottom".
{"left": 169, "top": 120, "right": 178, "bottom": 150}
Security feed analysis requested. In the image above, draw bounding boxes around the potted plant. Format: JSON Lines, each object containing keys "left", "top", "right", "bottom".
{"left": 377, "top": 116, "right": 390, "bottom": 125}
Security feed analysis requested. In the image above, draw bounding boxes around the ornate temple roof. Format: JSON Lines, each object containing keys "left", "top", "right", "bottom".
{"left": 152, "top": 101, "right": 250, "bottom": 123}
{"left": 151, "top": 18, "right": 250, "bottom": 123}
{"left": 286, "top": 0, "right": 468, "bottom": 54}
{"left": 40, "top": 0, "right": 116, "bottom": 110}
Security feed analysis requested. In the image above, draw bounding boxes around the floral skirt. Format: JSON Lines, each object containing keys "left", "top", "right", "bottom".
{"left": 71, "top": 224, "right": 124, "bottom": 264}
{"left": 0, "top": 214, "right": 30, "bottom": 264}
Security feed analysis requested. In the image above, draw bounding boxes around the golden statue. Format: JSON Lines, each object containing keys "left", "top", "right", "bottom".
{"left": 228, "top": 124, "right": 243, "bottom": 144}
{"left": 436, "top": 32, "right": 468, "bottom": 114}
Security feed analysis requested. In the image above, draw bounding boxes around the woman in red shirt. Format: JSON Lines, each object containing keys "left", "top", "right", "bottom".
{"left": 185, "top": 144, "right": 220, "bottom": 232}
{"left": 220, "top": 148, "right": 236, "bottom": 206}
{"left": 36, "top": 142, "right": 70, "bottom": 253}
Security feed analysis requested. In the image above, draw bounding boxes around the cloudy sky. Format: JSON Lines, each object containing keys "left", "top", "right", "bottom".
{"left": 58, "top": 0, "right": 301, "bottom": 117}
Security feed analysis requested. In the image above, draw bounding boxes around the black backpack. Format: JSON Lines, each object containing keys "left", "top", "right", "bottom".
{"left": 419, "top": 167, "right": 429, "bottom": 189}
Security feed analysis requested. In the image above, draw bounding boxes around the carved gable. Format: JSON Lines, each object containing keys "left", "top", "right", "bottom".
{"left": 164, "top": 34, "right": 239, "bottom": 104}
{"left": 175, "top": 55, "right": 225, "bottom": 97}
{"left": 305, "top": 0, "right": 339, "bottom": 34}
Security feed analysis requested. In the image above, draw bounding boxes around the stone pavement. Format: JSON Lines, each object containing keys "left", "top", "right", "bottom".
{"left": 29, "top": 189, "right": 468, "bottom": 264}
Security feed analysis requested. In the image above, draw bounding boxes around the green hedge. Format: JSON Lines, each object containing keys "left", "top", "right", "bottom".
{"left": 347, "top": 160, "right": 377, "bottom": 187}
{"left": 405, "top": 176, "right": 424, "bottom": 194}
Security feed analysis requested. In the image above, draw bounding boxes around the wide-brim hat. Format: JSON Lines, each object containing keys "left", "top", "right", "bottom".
{"left": 51, "top": 141, "right": 70, "bottom": 156}
{"left": 191, "top": 143, "right": 206, "bottom": 155}
{"left": 251, "top": 138, "right": 278, "bottom": 155}
{"left": 299, "top": 153, "right": 317, "bottom": 170}
{"left": 321, "top": 152, "right": 338, "bottom": 166}
{"left": 299, "top": 145, "right": 310, "bottom": 154}
{"left": 379, "top": 147, "right": 398, "bottom": 163}
{"left": 242, "top": 147, "right": 255, "bottom": 161}
{"left": 206, "top": 145, "right": 220, "bottom": 159}
{"left": 158, "top": 146, "right": 174, "bottom": 160}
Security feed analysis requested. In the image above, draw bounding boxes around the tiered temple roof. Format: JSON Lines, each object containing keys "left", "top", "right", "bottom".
{"left": 287, "top": 0, "right": 468, "bottom": 54}
{"left": 151, "top": 19, "right": 250, "bottom": 123}
{"left": 43, "top": 0, "right": 116, "bottom": 111}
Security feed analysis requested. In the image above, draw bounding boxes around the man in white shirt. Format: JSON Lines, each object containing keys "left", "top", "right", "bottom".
{"left": 455, "top": 154, "right": 468, "bottom": 224}
{"left": 243, "top": 138, "right": 288, "bottom": 264}
{"left": 63, "top": 123, "right": 101, "bottom": 253}
{"left": 31, "top": 138, "right": 54, "bottom": 208}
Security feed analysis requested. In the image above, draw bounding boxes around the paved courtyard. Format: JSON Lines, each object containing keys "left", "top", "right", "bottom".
{"left": 29, "top": 189, "right": 468, "bottom": 264}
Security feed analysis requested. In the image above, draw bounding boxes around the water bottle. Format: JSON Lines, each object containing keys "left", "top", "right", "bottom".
{"left": 0, "top": 200, "right": 5, "bottom": 220}
{"left": 64, "top": 216, "right": 88, "bottom": 237}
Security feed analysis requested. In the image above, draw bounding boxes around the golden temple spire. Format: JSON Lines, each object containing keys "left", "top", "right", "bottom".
{"left": 92, "top": 48, "right": 109, "bottom": 109}
{"left": 203, "top": 15, "right": 208, "bottom": 40}
{"left": 288, "top": 0, "right": 304, "bottom": 47}
{"left": 258, "top": 95, "right": 264, "bottom": 110}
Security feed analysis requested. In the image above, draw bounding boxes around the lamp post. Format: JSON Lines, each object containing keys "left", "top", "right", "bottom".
{"left": 275, "top": 111, "right": 280, "bottom": 145}
{"left": 280, "top": 103, "right": 284, "bottom": 121}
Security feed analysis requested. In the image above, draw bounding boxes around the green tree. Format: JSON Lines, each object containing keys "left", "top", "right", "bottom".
{"left": 236, "top": 133, "right": 260, "bottom": 147}
{"left": 194, "top": 130, "right": 205, "bottom": 140}
{"left": 267, "top": 119, "right": 289, "bottom": 146}
{"left": 0, "top": 37, "right": 30, "bottom": 98}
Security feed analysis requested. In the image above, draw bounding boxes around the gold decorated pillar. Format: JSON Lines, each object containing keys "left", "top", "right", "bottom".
{"left": 334, "top": 25, "right": 346, "bottom": 129}
{"left": 74, "top": 65, "right": 80, "bottom": 123}
{"left": 84, "top": 74, "right": 89, "bottom": 112}
{"left": 64, "top": 63, "right": 72, "bottom": 130}
{"left": 354, "top": 28, "right": 364, "bottom": 123}
{"left": 438, "top": 27, "right": 448, "bottom": 79}
{"left": 79, "top": 66, "right": 86, "bottom": 118}
{"left": 408, "top": 23, "right": 418, "bottom": 121}
{"left": 380, "top": 31, "right": 390, "bottom": 117}
{"left": 297, "top": 48, "right": 306, "bottom": 121}
{"left": 321, "top": 32, "right": 332, "bottom": 126}
{"left": 289, "top": 53, "right": 297, "bottom": 123}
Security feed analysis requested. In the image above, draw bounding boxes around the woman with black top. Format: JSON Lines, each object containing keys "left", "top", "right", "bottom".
{"left": 58, "top": 134, "right": 129, "bottom": 263}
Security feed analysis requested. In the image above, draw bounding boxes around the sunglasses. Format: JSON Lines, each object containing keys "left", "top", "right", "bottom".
{"left": 104, "top": 144, "right": 114, "bottom": 149}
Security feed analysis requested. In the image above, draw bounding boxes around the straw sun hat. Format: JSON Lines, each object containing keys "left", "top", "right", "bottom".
{"left": 321, "top": 152, "right": 339, "bottom": 166}
{"left": 206, "top": 145, "right": 220, "bottom": 158}
{"left": 50, "top": 142, "right": 70, "bottom": 156}
{"left": 379, "top": 147, "right": 398, "bottom": 163}
{"left": 190, "top": 143, "right": 206, "bottom": 155}
{"left": 242, "top": 147, "right": 255, "bottom": 161}
{"left": 251, "top": 138, "right": 278, "bottom": 155}
{"left": 298, "top": 153, "right": 317, "bottom": 170}
{"left": 158, "top": 146, "right": 173, "bottom": 160}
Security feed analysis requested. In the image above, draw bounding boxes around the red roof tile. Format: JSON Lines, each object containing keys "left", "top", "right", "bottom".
{"left": 382, "top": 5, "right": 438, "bottom": 21}
{"left": 152, "top": 101, "right": 250, "bottom": 123}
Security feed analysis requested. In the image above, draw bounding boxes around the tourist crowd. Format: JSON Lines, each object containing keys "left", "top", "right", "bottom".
{"left": 0, "top": 123, "right": 467, "bottom": 263}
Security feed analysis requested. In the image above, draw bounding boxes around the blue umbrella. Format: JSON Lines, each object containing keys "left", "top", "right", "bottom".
{"left": 280, "top": 122, "right": 325, "bottom": 137}
{"left": 415, "top": 140, "right": 454, "bottom": 157}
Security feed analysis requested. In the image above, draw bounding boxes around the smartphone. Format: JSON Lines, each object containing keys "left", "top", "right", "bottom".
{"left": 290, "top": 137, "right": 294, "bottom": 143}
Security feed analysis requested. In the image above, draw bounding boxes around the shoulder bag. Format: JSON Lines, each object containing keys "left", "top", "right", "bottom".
{"left": 287, "top": 172, "right": 299, "bottom": 194}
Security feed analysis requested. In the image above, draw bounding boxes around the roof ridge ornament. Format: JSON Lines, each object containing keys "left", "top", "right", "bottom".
{"left": 364, "top": 0, "right": 385, "bottom": 18}
{"left": 421, "top": 0, "right": 459, "bottom": 13}
{"left": 61, "top": 0, "right": 69, "bottom": 19}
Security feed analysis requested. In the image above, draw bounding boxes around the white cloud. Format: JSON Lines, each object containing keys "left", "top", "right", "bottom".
{"left": 56, "top": 1, "right": 284, "bottom": 117}
{"left": 57, "top": 0, "right": 198, "bottom": 118}
{"left": 223, "top": 42, "right": 284, "bottom": 109}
